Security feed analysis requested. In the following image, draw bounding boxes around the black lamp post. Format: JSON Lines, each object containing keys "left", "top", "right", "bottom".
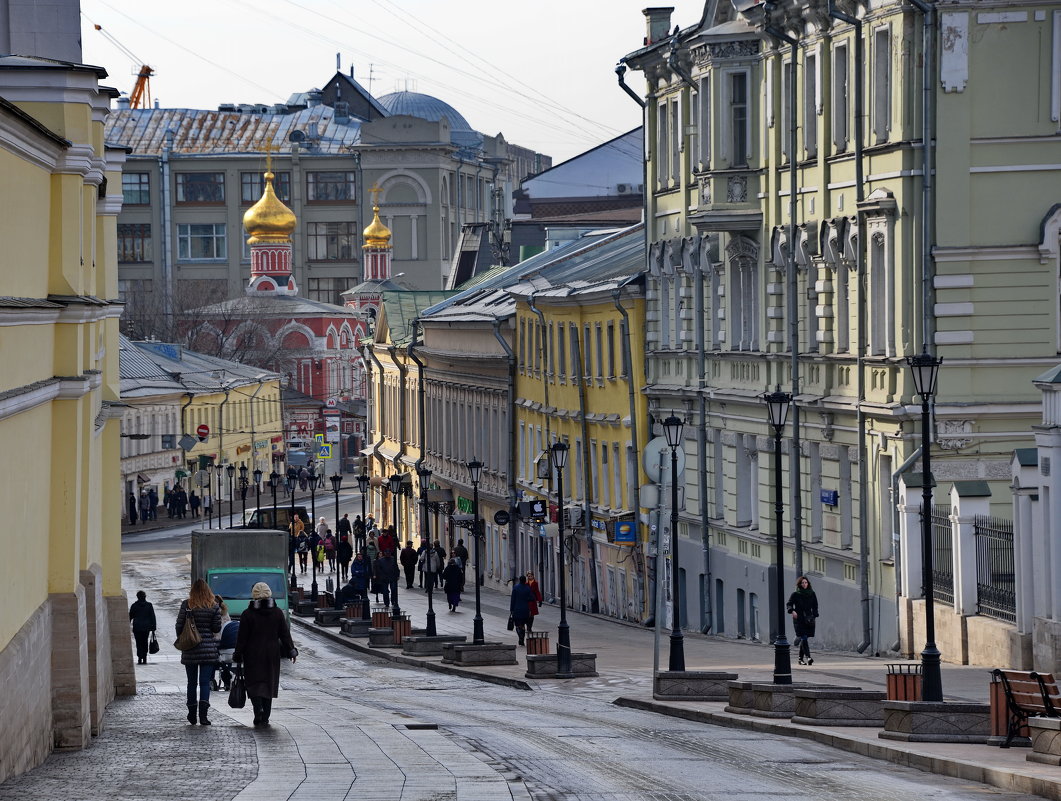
{"left": 467, "top": 460, "right": 484, "bottom": 644}
{"left": 356, "top": 472, "right": 371, "bottom": 621}
{"left": 253, "top": 467, "right": 263, "bottom": 519}
{"left": 308, "top": 461, "right": 317, "bottom": 523}
{"left": 907, "top": 345, "right": 944, "bottom": 702}
{"left": 764, "top": 385, "right": 793, "bottom": 685}
{"left": 330, "top": 473, "right": 342, "bottom": 575}
{"left": 206, "top": 463, "right": 215, "bottom": 529}
{"left": 239, "top": 462, "right": 249, "bottom": 525}
{"left": 216, "top": 466, "right": 224, "bottom": 530}
{"left": 550, "top": 443, "right": 572, "bottom": 677}
{"left": 662, "top": 415, "right": 685, "bottom": 672}
{"left": 226, "top": 464, "right": 236, "bottom": 528}
{"left": 418, "top": 467, "right": 436, "bottom": 636}
{"left": 287, "top": 470, "right": 297, "bottom": 586}
{"left": 388, "top": 473, "right": 403, "bottom": 615}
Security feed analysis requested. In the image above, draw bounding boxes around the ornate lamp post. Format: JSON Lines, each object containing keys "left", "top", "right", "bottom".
{"left": 216, "top": 466, "right": 225, "bottom": 530}
{"left": 226, "top": 464, "right": 236, "bottom": 528}
{"left": 764, "top": 385, "right": 793, "bottom": 685}
{"left": 550, "top": 443, "right": 572, "bottom": 676}
{"left": 418, "top": 467, "right": 436, "bottom": 636}
{"left": 238, "top": 463, "right": 249, "bottom": 525}
{"left": 907, "top": 346, "right": 944, "bottom": 702}
{"left": 468, "top": 460, "right": 484, "bottom": 644}
{"left": 287, "top": 469, "right": 298, "bottom": 587}
{"left": 330, "top": 473, "right": 342, "bottom": 575}
{"left": 356, "top": 472, "right": 371, "bottom": 621}
{"left": 206, "top": 463, "right": 215, "bottom": 529}
{"left": 253, "top": 467, "right": 263, "bottom": 519}
{"left": 662, "top": 415, "right": 685, "bottom": 672}
{"left": 388, "top": 473, "right": 403, "bottom": 615}
{"left": 308, "top": 461, "right": 318, "bottom": 523}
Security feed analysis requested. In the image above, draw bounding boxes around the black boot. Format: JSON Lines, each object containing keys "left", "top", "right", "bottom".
{"left": 251, "top": 696, "right": 263, "bottom": 725}
{"left": 187, "top": 703, "right": 197, "bottom": 725}
{"left": 198, "top": 701, "right": 211, "bottom": 726}
{"left": 261, "top": 697, "right": 272, "bottom": 725}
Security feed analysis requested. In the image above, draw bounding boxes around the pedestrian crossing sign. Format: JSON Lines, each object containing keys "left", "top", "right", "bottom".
{"left": 317, "top": 444, "right": 332, "bottom": 459}
{"left": 314, "top": 433, "right": 325, "bottom": 445}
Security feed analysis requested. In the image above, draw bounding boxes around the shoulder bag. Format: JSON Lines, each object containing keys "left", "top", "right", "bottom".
{"left": 174, "top": 607, "right": 202, "bottom": 651}
{"left": 228, "top": 666, "right": 247, "bottom": 708}
{"left": 148, "top": 632, "right": 160, "bottom": 654}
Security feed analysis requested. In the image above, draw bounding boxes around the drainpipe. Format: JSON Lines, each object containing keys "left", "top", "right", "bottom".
{"left": 764, "top": 10, "right": 805, "bottom": 581}
{"left": 570, "top": 308, "right": 602, "bottom": 615}
{"left": 527, "top": 292, "right": 553, "bottom": 593}
{"left": 407, "top": 321, "right": 427, "bottom": 478}
{"left": 907, "top": 0, "right": 937, "bottom": 347}
{"left": 689, "top": 237, "right": 714, "bottom": 632}
{"left": 614, "top": 281, "right": 649, "bottom": 624}
{"left": 615, "top": 61, "right": 647, "bottom": 108}
{"left": 493, "top": 318, "right": 520, "bottom": 581}
{"left": 365, "top": 344, "right": 387, "bottom": 469}
{"left": 829, "top": 0, "right": 872, "bottom": 654}
{"left": 388, "top": 344, "right": 407, "bottom": 477}
{"left": 160, "top": 130, "right": 175, "bottom": 334}
{"left": 455, "top": 156, "right": 466, "bottom": 234}
{"left": 891, "top": 446, "right": 922, "bottom": 651}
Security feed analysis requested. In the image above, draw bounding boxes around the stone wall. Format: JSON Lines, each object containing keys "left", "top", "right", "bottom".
{"left": 0, "top": 602, "right": 53, "bottom": 783}
{"left": 81, "top": 566, "right": 113, "bottom": 736}
{"left": 108, "top": 593, "right": 136, "bottom": 697}
{"left": 50, "top": 585, "right": 91, "bottom": 751}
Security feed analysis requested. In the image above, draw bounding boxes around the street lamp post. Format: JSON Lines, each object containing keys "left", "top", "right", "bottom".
{"left": 206, "top": 463, "right": 215, "bottom": 529}
{"left": 356, "top": 473, "right": 371, "bottom": 622}
{"left": 764, "top": 385, "right": 794, "bottom": 685}
{"left": 308, "top": 461, "right": 317, "bottom": 523}
{"left": 662, "top": 416, "right": 685, "bottom": 672}
{"left": 253, "top": 468, "right": 263, "bottom": 518}
{"left": 330, "top": 473, "right": 342, "bottom": 575}
{"left": 239, "top": 463, "right": 249, "bottom": 526}
{"left": 550, "top": 443, "right": 572, "bottom": 677}
{"left": 226, "top": 464, "right": 236, "bottom": 529}
{"left": 287, "top": 470, "right": 298, "bottom": 587}
{"left": 907, "top": 346, "right": 944, "bottom": 702}
{"left": 468, "top": 460, "right": 484, "bottom": 644}
{"left": 216, "top": 468, "right": 224, "bottom": 530}
{"left": 418, "top": 467, "right": 436, "bottom": 637}
{"left": 388, "top": 473, "right": 403, "bottom": 616}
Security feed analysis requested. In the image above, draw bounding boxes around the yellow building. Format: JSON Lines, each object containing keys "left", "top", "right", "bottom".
{"left": 509, "top": 225, "right": 651, "bottom": 621}
{"left": 0, "top": 57, "right": 128, "bottom": 778}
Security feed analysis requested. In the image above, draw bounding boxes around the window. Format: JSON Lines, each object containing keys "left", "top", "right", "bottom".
{"left": 176, "top": 172, "right": 225, "bottom": 203}
{"left": 570, "top": 323, "right": 579, "bottom": 378}
{"left": 780, "top": 60, "right": 792, "bottom": 161}
{"left": 307, "top": 171, "right": 355, "bottom": 201}
{"left": 241, "top": 171, "right": 290, "bottom": 203}
{"left": 557, "top": 325, "right": 567, "bottom": 378}
{"left": 729, "top": 72, "right": 749, "bottom": 167}
{"left": 547, "top": 323, "right": 555, "bottom": 376}
{"left": 307, "top": 277, "right": 355, "bottom": 306}
{"left": 619, "top": 320, "right": 630, "bottom": 377}
{"left": 583, "top": 325, "right": 592, "bottom": 378}
{"left": 873, "top": 28, "right": 891, "bottom": 143}
{"left": 161, "top": 434, "right": 177, "bottom": 450}
{"left": 689, "top": 90, "right": 699, "bottom": 171}
{"left": 805, "top": 52, "right": 818, "bottom": 158}
{"left": 518, "top": 319, "right": 526, "bottom": 372}
{"left": 698, "top": 78, "right": 711, "bottom": 167}
{"left": 307, "top": 222, "right": 356, "bottom": 260}
{"left": 595, "top": 324, "right": 603, "bottom": 379}
{"left": 177, "top": 223, "right": 226, "bottom": 261}
{"left": 669, "top": 97, "right": 681, "bottom": 184}
{"left": 122, "top": 173, "right": 150, "bottom": 205}
{"left": 117, "top": 224, "right": 151, "bottom": 263}
{"left": 656, "top": 101, "right": 669, "bottom": 187}
{"left": 832, "top": 44, "right": 850, "bottom": 151}
{"left": 607, "top": 321, "right": 616, "bottom": 377}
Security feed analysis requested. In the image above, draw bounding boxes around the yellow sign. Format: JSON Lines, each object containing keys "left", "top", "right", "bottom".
{"left": 317, "top": 444, "right": 332, "bottom": 459}
{"left": 314, "top": 433, "right": 325, "bottom": 445}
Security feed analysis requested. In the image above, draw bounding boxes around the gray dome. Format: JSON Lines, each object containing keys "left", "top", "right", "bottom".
{"left": 377, "top": 91, "right": 483, "bottom": 149}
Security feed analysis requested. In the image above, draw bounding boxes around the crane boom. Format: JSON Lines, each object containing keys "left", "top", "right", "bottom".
{"left": 90, "top": 23, "right": 154, "bottom": 109}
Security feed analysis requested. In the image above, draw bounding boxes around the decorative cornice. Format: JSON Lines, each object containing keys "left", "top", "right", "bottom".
{"left": 0, "top": 378, "right": 59, "bottom": 421}
{"left": 0, "top": 110, "right": 66, "bottom": 171}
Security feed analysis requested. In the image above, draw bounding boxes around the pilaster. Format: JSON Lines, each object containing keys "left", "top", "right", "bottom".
{"left": 948, "top": 481, "right": 991, "bottom": 617}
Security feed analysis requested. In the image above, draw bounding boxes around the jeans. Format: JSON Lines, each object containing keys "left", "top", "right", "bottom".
{"left": 185, "top": 663, "right": 213, "bottom": 705}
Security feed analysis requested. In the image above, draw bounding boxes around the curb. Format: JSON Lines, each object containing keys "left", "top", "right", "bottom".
{"left": 613, "top": 697, "right": 1061, "bottom": 801}
{"left": 290, "top": 615, "right": 534, "bottom": 692}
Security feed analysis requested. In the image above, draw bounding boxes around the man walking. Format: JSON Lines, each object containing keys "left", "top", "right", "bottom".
{"left": 400, "top": 541, "right": 418, "bottom": 589}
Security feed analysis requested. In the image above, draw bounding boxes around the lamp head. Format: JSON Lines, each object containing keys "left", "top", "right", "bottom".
{"left": 330, "top": 473, "right": 342, "bottom": 492}
{"left": 226, "top": 463, "right": 236, "bottom": 478}
{"left": 906, "top": 346, "right": 942, "bottom": 399}
{"left": 253, "top": 468, "right": 263, "bottom": 484}
{"left": 388, "top": 473, "right": 402, "bottom": 494}
{"left": 662, "top": 415, "right": 684, "bottom": 448}
{"left": 239, "top": 463, "right": 248, "bottom": 480}
{"left": 763, "top": 384, "right": 793, "bottom": 431}
{"left": 357, "top": 473, "right": 370, "bottom": 494}
{"left": 468, "top": 459, "right": 483, "bottom": 484}
{"left": 550, "top": 441, "right": 568, "bottom": 470}
{"left": 269, "top": 471, "right": 279, "bottom": 488}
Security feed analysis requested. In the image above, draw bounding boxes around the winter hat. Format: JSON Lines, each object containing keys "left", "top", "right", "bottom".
{"left": 251, "top": 582, "right": 272, "bottom": 600}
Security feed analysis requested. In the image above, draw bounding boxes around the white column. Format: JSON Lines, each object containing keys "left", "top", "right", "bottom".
{"left": 949, "top": 482, "right": 991, "bottom": 617}
{"left": 1034, "top": 426, "right": 1061, "bottom": 620}
{"left": 897, "top": 475, "right": 924, "bottom": 599}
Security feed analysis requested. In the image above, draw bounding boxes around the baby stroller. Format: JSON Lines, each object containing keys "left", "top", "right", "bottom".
{"left": 212, "top": 619, "right": 239, "bottom": 691}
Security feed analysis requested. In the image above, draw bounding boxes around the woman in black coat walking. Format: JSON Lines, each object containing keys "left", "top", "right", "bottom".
{"left": 176, "top": 579, "right": 223, "bottom": 724}
{"left": 786, "top": 575, "right": 820, "bottom": 665}
{"left": 129, "top": 590, "right": 156, "bottom": 664}
{"left": 233, "top": 582, "right": 297, "bottom": 726}
{"left": 441, "top": 558, "right": 464, "bottom": 612}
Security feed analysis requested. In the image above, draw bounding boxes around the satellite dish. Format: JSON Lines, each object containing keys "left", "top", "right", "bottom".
{"left": 642, "top": 436, "right": 685, "bottom": 484}
{"left": 289, "top": 130, "right": 306, "bottom": 142}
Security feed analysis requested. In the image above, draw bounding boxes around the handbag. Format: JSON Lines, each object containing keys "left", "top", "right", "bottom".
{"left": 148, "top": 632, "right": 160, "bottom": 654}
{"left": 506, "top": 615, "right": 515, "bottom": 631}
{"left": 173, "top": 608, "right": 202, "bottom": 651}
{"left": 228, "top": 667, "right": 247, "bottom": 709}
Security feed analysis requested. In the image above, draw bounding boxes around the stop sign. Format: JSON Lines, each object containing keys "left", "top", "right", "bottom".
{"left": 196, "top": 424, "right": 210, "bottom": 439}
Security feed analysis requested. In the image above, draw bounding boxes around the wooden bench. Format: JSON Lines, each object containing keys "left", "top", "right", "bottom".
{"left": 992, "top": 669, "right": 1061, "bottom": 748}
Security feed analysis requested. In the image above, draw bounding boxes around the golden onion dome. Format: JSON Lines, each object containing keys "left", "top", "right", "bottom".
{"left": 362, "top": 205, "right": 392, "bottom": 249}
{"left": 243, "top": 171, "right": 297, "bottom": 243}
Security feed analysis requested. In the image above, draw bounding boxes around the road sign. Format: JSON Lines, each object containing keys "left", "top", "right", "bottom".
{"left": 196, "top": 423, "right": 210, "bottom": 440}
{"left": 317, "top": 444, "right": 332, "bottom": 459}
{"left": 642, "top": 436, "right": 685, "bottom": 484}
{"left": 493, "top": 510, "right": 510, "bottom": 526}
{"left": 179, "top": 434, "right": 198, "bottom": 452}
{"left": 314, "top": 433, "right": 325, "bottom": 445}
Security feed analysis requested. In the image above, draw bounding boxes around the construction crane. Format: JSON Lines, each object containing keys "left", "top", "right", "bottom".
{"left": 91, "top": 22, "right": 154, "bottom": 108}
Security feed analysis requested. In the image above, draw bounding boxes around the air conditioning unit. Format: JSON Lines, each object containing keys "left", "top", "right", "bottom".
{"left": 565, "top": 508, "right": 585, "bottom": 528}
{"left": 616, "top": 183, "right": 632, "bottom": 195}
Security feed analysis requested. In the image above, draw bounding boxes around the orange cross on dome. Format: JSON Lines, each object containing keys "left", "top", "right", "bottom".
{"left": 368, "top": 183, "right": 384, "bottom": 206}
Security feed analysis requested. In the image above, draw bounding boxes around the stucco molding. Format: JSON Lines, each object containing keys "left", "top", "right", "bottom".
{"left": 0, "top": 378, "right": 60, "bottom": 420}
{"left": 55, "top": 143, "right": 96, "bottom": 178}
{"left": 0, "top": 112, "right": 66, "bottom": 172}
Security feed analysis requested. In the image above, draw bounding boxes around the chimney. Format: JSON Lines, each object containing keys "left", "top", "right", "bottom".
{"left": 643, "top": 7, "right": 675, "bottom": 45}
{"left": 116, "top": 96, "right": 131, "bottom": 110}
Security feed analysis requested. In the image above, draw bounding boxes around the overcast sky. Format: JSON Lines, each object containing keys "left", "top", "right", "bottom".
{"left": 80, "top": 0, "right": 706, "bottom": 163}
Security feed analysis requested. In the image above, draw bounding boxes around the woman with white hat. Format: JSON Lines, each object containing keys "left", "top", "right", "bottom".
{"left": 233, "top": 582, "right": 297, "bottom": 726}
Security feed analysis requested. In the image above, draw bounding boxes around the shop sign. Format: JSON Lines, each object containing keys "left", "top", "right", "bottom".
{"left": 456, "top": 497, "right": 473, "bottom": 514}
{"left": 613, "top": 520, "right": 636, "bottom": 545}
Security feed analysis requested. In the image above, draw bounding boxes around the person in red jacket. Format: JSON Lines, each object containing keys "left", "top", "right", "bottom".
{"left": 525, "top": 571, "right": 544, "bottom": 631}
{"left": 377, "top": 525, "right": 397, "bottom": 557}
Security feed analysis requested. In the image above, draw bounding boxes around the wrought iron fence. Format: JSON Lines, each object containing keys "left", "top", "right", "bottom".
{"left": 930, "top": 505, "right": 954, "bottom": 605}
{"left": 973, "top": 515, "right": 1016, "bottom": 623}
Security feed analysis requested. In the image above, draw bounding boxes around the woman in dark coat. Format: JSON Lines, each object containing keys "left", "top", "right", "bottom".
{"left": 509, "top": 575, "right": 536, "bottom": 646}
{"left": 336, "top": 534, "right": 354, "bottom": 582}
{"left": 233, "top": 582, "right": 297, "bottom": 726}
{"left": 787, "top": 575, "right": 820, "bottom": 666}
{"left": 176, "top": 578, "right": 222, "bottom": 725}
{"left": 441, "top": 558, "right": 464, "bottom": 612}
{"left": 129, "top": 590, "right": 156, "bottom": 664}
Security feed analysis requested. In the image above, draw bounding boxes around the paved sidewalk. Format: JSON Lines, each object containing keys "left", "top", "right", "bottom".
{"left": 293, "top": 573, "right": 1061, "bottom": 801}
